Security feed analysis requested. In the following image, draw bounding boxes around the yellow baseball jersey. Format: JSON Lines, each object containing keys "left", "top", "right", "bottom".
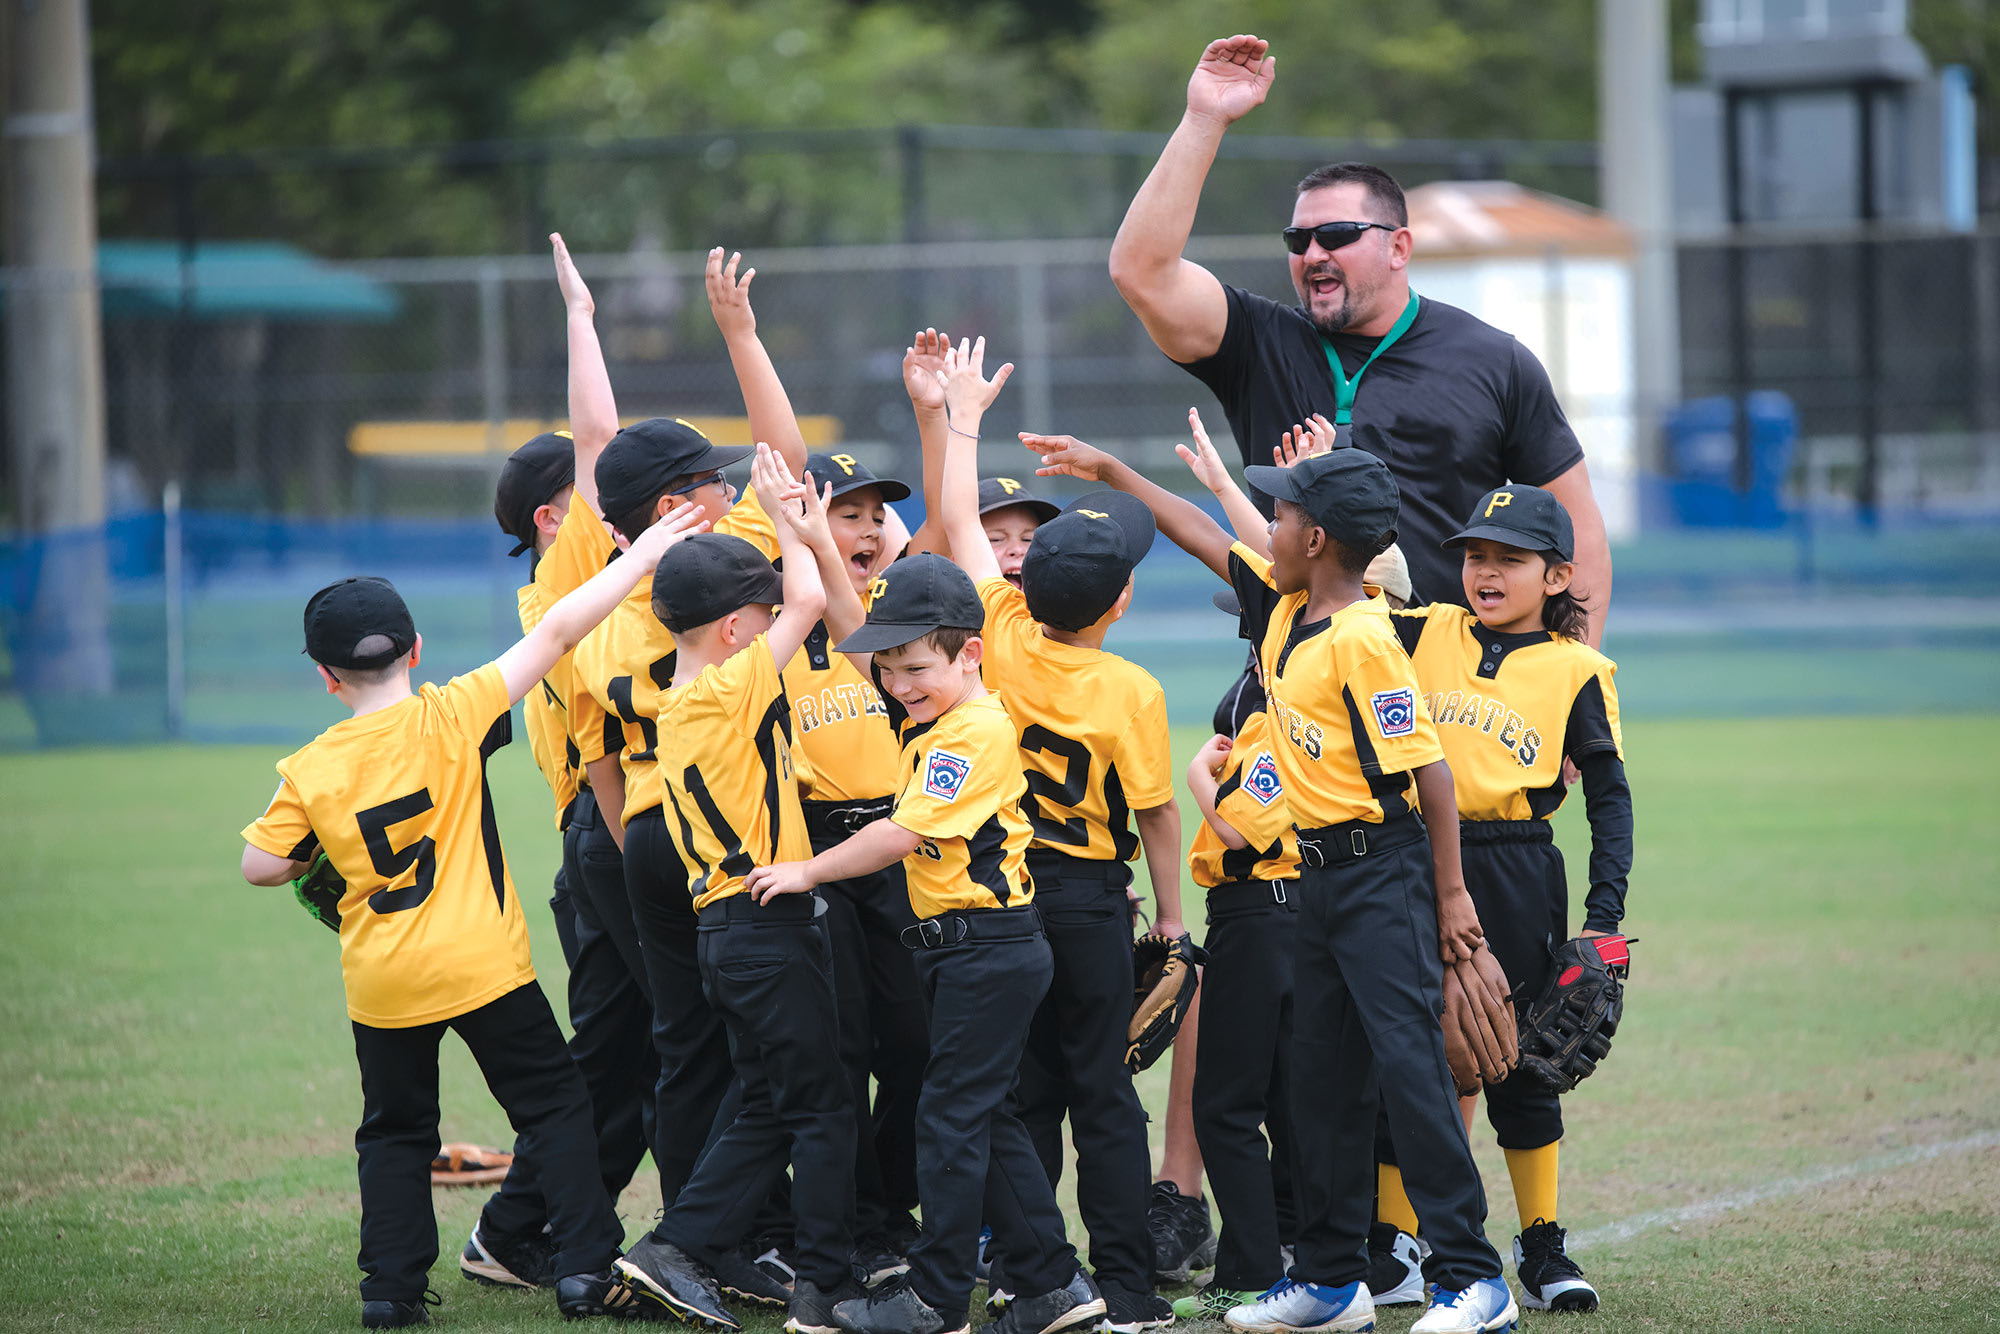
{"left": 1392, "top": 604, "right": 1624, "bottom": 821}
{"left": 517, "top": 501, "right": 617, "bottom": 825}
{"left": 569, "top": 490, "right": 779, "bottom": 821}
{"left": 241, "top": 665, "right": 535, "bottom": 1028}
{"left": 657, "top": 636, "right": 813, "bottom": 910}
{"left": 782, "top": 620, "right": 900, "bottom": 803}
{"left": 1228, "top": 544, "right": 1445, "bottom": 828}
{"left": 975, "top": 578, "right": 1174, "bottom": 860}
{"left": 892, "top": 694, "right": 1036, "bottom": 918}
{"left": 1188, "top": 710, "right": 1301, "bottom": 889}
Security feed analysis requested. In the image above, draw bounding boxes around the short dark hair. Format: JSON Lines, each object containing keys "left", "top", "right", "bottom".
{"left": 1296, "top": 162, "right": 1408, "bottom": 228}
{"left": 924, "top": 626, "right": 975, "bottom": 661}
{"left": 609, "top": 474, "right": 700, "bottom": 544}
{"left": 1325, "top": 534, "right": 1377, "bottom": 577}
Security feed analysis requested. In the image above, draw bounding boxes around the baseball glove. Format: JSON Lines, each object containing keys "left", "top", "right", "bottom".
{"left": 1127, "top": 932, "right": 1203, "bottom": 1074}
{"left": 1516, "top": 934, "right": 1631, "bottom": 1095}
{"left": 290, "top": 848, "right": 345, "bottom": 934}
{"left": 431, "top": 1142, "right": 513, "bottom": 1187}
{"left": 1441, "top": 944, "right": 1517, "bottom": 1095}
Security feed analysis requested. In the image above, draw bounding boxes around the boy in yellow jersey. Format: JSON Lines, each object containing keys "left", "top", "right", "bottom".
{"left": 237, "top": 503, "right": 704, "bottom": 1329}
{"left": 1171, "top": 595, "right": 1304, "bottom": 1324}
{"left": 614, "top": 446, "right": 860, "bottom": 1334}
{"left": 931, "top": 340, "right": 1179, "bottom": 1333}
{"left": 790, "top": 449, "right": 931, "bottom": 1280}
{"left": 1022, "top": 434, "right": 1514, "bottom": 1334}
{"left": 746, "top": 553, "right": 1103, "bottom": 1334}
{"left": 1378, "top": 485, "right": 1629, "bottom": 1315}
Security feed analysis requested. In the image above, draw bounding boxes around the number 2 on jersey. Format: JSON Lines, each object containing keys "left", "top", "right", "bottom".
{"left": 356, "top": 789, "right": 437, "bottom": 914}
{"left": 1020, "top": 724, "right": 1091, "bottom": 847}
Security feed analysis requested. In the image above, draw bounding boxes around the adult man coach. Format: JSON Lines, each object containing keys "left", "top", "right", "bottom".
{"left": 1109, "top": 33, "right": 1611, "bottom": 641}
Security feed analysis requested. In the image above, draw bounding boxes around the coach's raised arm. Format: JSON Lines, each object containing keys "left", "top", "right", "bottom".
{"left": 1109, "top": 34, "right": 1612, "bottom": 644}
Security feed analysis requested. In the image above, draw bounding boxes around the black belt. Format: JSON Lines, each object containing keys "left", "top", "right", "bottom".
{"left": 1025, "top": 848, "right": 1133, "bottom": 887}
{"left": 1458, "top": 819, "right": 1553, "bottom": 846}
{"left": 802, "top": 797, "right": 896, "bottom": 840}
{"left": 1204, "top": 877, "right": 1298, "bottom": 912}
{"left": 901, "top": 904, "right": 1043, "bottom": 950}
{"left": 696, "top": 891, "right": 827, "bottom": 927}
{"left": 1294, "top": 811, "right": 1426, "bottom": 868}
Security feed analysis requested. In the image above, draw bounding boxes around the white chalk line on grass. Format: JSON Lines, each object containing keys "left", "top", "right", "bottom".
{"left": 1569, "top": 1130, "right": 2000, "bottom": 1251}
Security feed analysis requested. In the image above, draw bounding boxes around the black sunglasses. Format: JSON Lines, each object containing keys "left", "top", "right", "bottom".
{"left": 1281, "top": 221, "right": 1398, "bottom": 255}
{"left": 667, "top": 469, "right": 728, "bottom": 497}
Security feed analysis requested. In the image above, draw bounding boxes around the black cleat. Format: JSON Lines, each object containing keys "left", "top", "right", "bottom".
{"left": 557, "top": 1267, "right": 657, "bottom": 1320}
{"left": 462, "top": 1221, "right": 557, "bottom": 1289}
{"left": 987, "top": 1269, "right": 1107, "bottom": 1334}
{"left": 832, "top": 1273, "right": 968, "bottom": 1334}
{"left": 788, "top": 1276, "right": 869, "bottom": 1334}
{"left": 361, "top": 1289, "right": 441, "bottom": 1328}
{"left": 616, "top": 1237, "right": 743, "bottom": 1330}
{"left": 1367, "top": 1221, "right": 1426, "bottom": 1305}
{"left": 714, "top": 1242, "right": 794, "bottom": 1307}
{"left": 1513, "top": 1219, "right": 1598, "bottom": 1313}
{"left": 1148, "top": 1182, "right": 1217, "bottom": 1286}
{"left": 1098, "top": 1283, "right": 1175, "bottom": 1333}
{"left": 853, "top": 1217, "right": 919, "bottom": 1286}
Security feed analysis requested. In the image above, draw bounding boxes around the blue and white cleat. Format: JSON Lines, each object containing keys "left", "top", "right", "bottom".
{"left": 1408, "top": 1277, "right": 1518, "bottom": 1334}
{"left": 1222, "top": 1278, "right": 1374, "bottom": 1333}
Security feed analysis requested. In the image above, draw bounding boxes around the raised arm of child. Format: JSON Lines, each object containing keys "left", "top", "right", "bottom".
{"left": 1022, "top": 431, "right": 1237, "bottom": 579}
{"left": 938, "top": 337, "right": 1014, "bottom": 585}
{"left": 901, "top": 328, "right": 952, "bottom": 559}
{"left": 495, "top": 504, "right": 708, "bottom": 704}
{"left": 706, "top": 249, "right": 808, "bottom": 479}
{"left": 750, "top": 444, "right": 833, "bottom": 671}
{"left": 1175, "top": 406, "right": 1271, "bottom": 557}
{"left": 1186, "top": 734, "right": 1250, "bottom": 849}
{"left": 552, "top": 232, "right": 617, "bottom": 515}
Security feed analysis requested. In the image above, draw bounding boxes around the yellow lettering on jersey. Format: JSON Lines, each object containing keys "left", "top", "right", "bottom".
{"left": 1484, "top": 491, "right": 1514, "bottom": 517}
{"left": 821, "top": 686, "right": 846, "bottom": 723}
{"left": 1456, "top": 696, "right": 1481, "bottom": 727}
{"left": 797, "top": 693, "right": 822, "bottom": 732}
{"left": 996, "top": 477, "right": 1024, "bottom": 495}
{"left": 832, "top": 453, "right": 858, "bottom": 475}
{"left": 1272, "top": 696, "right": 1325, "bottom": 762}
{"left": 1498, "top": 710, "right": 1523, "bottom": 749}
{"left": 1481, "top": 700, "right": 1506, "bottom": 734}
{"left": 1516, "top": 728, "right": 1542, "bottom": 767}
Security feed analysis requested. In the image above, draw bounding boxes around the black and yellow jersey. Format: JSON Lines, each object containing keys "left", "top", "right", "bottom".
{"left": 568, "top": 491, "right": 779, "bottom": 821}
{"left": 974, "top": 577, "right": 1173, "bottom": 860}
{"left": 241, "top": 665, "right": 534, "bottom": 1028}
{"left": 1188, "top": 710, "right": 1301, "bottom": 889}
{"left": 1228, "top": 543, "right": 1445, "bottom": 828}
{"left": 657, "top": 635, "right": 813, "bottom": 910}
{"left": 516, "top": 502, "right": 617, "bottom": 827}
{"left": 1391, "top": 604, "right": 1623, "bottom": 822}
{"left": 892, "top": 694, "right": 1035, "bottom": 919}
{"left": 782, "top": 621, "right": 900, "bottom": 803}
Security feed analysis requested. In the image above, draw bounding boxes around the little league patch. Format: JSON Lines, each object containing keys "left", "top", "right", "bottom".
{"left": 1371, "top": 686, "right": 1417, "bottom": 738}
{"left": 924, "top": 747, "right": 973, "bottom": 802}
{"left": 1244, "top": 751, "right": 1283, "bottom": 806}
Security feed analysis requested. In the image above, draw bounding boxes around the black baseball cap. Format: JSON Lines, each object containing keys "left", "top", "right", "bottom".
{"left": 1020, "top": 490, "right": 1156, "bottom": 632}
{"left": 494, "top": 431, "right": 576, "bottom": 556}
{"left": 1445, "top": 484, "right": 1575, "bottom": 562}
{"left": 1211, "top": 588, "right": 1241, "bottom": 617}
{"left": 303, "top": 577, "right": 417, "bottom": 670}
{"left": 834, "top": 553, "right": 985, "bottom": 653}
{"left": 977, "top": 476, "right": 1060, "bottom": 524}
{"left": 650, "top": 533, "right": 785, "bottom": 633}
{"left": 1243, "top": 449, "right": 1399, "bottom": 554}
{"left": 804, "top": 451, "right": 912, "bottom": 503}
{"left": 595, "top": 417, "right": 753, "bottom": 523}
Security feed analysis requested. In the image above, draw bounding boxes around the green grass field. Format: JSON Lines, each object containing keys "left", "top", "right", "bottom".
{"left": 3, "top": 718, "right": 1998, "bottom": 1332}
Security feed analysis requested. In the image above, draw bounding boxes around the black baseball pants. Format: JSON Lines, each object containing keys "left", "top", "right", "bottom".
{"left": 654, "top": 893, "right": 856, "bottom": 1289}
{"left": 1287, "top": 813, "right": 1502, "bottom": 1293}
{"left": 1192, "top": 878, "right": 1300, "bottom": 1292}
{"left": 351, "top": 982, "right": 622, "bottom": 1300}
{"left": 1007, "top": 854, "right": 1155, "bottom": 1298}
{"left": 1462, "top": 823, "right": 1567, "bottom": 1150}
{"left": 905, "top": 910, "right": 1079, "bottom": 1320}
{"left": 811, "top": 804, "right": 928, "bottom": 1238}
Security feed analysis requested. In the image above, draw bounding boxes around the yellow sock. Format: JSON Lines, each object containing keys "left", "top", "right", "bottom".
{"left": 1504, "top": 1142, "right": 1560, "bottom": 1230}
{"left": 1375, "top": 1163, "right": 1420, "bottom": 1236}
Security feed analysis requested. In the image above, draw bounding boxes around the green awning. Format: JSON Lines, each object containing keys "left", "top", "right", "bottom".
{"left": 93, "top": 240, "right": 399, "bottom": 321}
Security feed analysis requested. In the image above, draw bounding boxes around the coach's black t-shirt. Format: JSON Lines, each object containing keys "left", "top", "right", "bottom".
{"left": 1180, "top": 285, "right": 1584, "bottom": 606}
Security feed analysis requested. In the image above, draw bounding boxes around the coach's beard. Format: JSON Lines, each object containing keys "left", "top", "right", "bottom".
{"left": 1301, "top": 263, "right": 1363, "bottom": 336}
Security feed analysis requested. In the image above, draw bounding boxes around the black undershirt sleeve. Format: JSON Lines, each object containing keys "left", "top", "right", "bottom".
{"left": 1576, "top": 750, "right": 1632, "bottom": 932}
{"left": 1227, "top": 549, "right": 1282, "bottom": 646}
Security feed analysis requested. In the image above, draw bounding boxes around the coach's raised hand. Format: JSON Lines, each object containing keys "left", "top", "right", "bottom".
{"left": 1186, "top": 34, "right": 1276, "bottom": 128}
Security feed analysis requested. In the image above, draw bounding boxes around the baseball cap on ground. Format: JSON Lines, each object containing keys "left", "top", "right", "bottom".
{"left": 651, "top": 533, "right": 785, "bottom": 634}
{"left": 494, "top": 431, "right": 577, "bottom": 556}
{"left": 805, "top": 452, "right": 912, "bottom": 503}
{"left": 1243, "top": 449, "right": 1399, "bottom": 555}
{"left": 1444, "top": 485, "right": 1574, "bottom": 562}
{"left": 595, "top": 418, "right": 754, "bottom": 525}
{"left": 1020, "top": 489, "right": 1157, "bottom": 632}
{"left": 304, "top": 577, "right": 417, "bottom": 670}
{"left": 977, "top": 476, "right": 1060, "bottom": 524}
{"left": 835, "top": 553, "right": 985, "bottom": 653}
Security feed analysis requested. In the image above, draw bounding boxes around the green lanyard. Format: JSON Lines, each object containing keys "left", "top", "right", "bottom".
{"left": 1320, "top": 292, "right": 1420, "bottom": 425}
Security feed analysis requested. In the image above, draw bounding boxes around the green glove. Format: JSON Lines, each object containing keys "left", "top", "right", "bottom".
{"left": 290, "top": 852, "right": 345, "bottom": 934}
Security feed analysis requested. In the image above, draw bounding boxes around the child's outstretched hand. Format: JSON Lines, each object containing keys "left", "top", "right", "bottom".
{"left": 1174, "top": 407, "right": 1233, "bottom": 493}
{"left": 754, "top": 442, "right": 834, "bottom": 553}
{"left": 551, "top": 233, "right": 593, "bottom": 316}
{"left": 1274, "top": 413, "right": 1337, "bottom": 467}
{"left": 1021, "top": 432, "right": 1111, "bottom": 482}
{"left": 902, "top": 327, "right": 951, "bottom": 413}
{"left": 1193, "top": 733, "right": 1233, "bottom": 779}
{"left": 941, "top": 336, "right": 1014, "bottom": 428}
{"left": 705, "top": 248, "right": 757, "bottom": 339}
